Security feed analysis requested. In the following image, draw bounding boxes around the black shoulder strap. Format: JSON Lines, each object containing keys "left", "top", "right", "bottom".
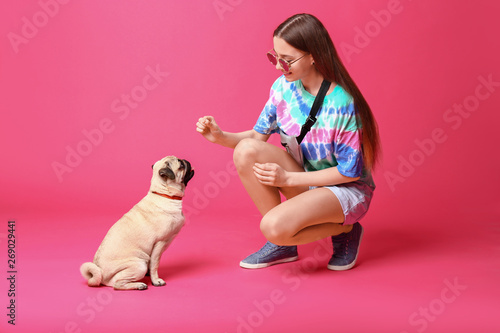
{"left": 296, "top": 79, "right": 331, "bottom": 144}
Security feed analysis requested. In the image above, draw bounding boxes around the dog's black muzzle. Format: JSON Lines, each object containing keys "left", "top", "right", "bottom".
{"left": 180, "top": 159, "right": 194, "bottom": 186}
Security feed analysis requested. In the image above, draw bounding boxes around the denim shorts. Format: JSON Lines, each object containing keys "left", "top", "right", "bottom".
{"left": 311, "top": 181, "right": 375, "bottom": 226}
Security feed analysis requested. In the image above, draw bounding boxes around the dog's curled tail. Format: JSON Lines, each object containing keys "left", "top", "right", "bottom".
{"left": 80, "top": 262, "right": 103, "bottom": 287}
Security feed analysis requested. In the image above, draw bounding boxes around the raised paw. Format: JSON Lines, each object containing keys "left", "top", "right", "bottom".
{"left": 152, "top": 278, "right": 166, "bottom": 287}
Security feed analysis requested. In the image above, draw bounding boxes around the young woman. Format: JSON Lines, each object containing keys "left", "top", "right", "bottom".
{"left": 196, "top": 13, "right": 380, "bottom": 271}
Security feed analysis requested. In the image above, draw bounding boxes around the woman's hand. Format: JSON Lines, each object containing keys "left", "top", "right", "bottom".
{"left": 196, "top": 116, "right": 223, "bottom": 144}
{"left": 253, "top": 163, "right": 291, "bottom": 187}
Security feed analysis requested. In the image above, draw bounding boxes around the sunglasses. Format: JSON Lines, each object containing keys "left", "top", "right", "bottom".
{"left": 266, "top": 50, "right": 309, "bottom": 72}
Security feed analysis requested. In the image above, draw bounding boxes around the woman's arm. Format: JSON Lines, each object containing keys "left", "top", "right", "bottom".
{"left": 196, "top": 116, "right": 270, "bottom": 148}
{"left": 253, "top": 163, "right": 360, "bottom": 188}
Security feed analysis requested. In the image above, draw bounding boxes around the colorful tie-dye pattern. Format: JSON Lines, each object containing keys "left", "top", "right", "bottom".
{"left": 254, "top": 75, "right": 372, "bottom": 184}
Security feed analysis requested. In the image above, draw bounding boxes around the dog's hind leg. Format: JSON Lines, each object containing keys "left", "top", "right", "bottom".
{"left": 111, "top": 262, "right": 148, "bottom": 290}
{"left": 113, "top": 280, "right": 148, "bottom": 290}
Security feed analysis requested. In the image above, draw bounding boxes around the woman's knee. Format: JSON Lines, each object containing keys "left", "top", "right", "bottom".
{"left": 260, "top": 213, "right": 292, "bottom": 245}
{"left": 233, "top": 138, "right": 261, "bottom": 171}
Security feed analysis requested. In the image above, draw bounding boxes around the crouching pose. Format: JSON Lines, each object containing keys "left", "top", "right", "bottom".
{"left": 196, "top": 13, "right": 380, "bottom": 271}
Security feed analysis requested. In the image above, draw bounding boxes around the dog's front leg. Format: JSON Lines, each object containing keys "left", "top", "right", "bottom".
{"left": 149, "top": 240, "right": 170, "bottom": 286}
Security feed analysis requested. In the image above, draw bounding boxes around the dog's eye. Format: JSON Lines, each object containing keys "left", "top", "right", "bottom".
{"left": 151, "top": 164, "right": 154, "bottom": 169}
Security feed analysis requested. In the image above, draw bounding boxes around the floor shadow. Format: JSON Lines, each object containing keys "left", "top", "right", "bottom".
{"left": 158, "top": 260, "right": 215, "bottom": 281}
{"left": 359, "top": 224, "right": 460, "bottom": 266}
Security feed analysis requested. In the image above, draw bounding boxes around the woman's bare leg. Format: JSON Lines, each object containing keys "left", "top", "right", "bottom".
{"left": 233, "top": 138, "right": 308, "bottom": 216}
{"left": 261, "top": 188, "right": 353, "bottom": 246}
{"left": 233, "top": 138, "right": 352, "bottom": 246}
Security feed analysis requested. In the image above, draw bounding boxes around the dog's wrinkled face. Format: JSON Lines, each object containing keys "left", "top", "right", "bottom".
{"left": 151, "top": 156, "right": 194, "bottom": 197}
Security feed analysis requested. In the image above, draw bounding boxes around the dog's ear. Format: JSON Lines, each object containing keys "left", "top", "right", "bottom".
{"left": 159, "top": 167, "right": 176, "bottom": 181}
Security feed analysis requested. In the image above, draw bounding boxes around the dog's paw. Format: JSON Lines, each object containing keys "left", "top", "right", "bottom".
{"left": 137, "top": 283, "right": 148, "bottom": 290}
{"left": 152, "top": 279, "right": 166, "bottom": 287}
{"left": 113, "top": 281, "right": 149, "bottom": 290}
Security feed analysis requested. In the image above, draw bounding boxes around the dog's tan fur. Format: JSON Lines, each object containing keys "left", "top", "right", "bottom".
{"left": 80, "top": 156, "right": 194, "bottom": 290}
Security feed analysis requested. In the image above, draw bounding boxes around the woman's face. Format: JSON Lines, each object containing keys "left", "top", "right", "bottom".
{"left": 272, "top": 37, "right": 315, "bottom": 82}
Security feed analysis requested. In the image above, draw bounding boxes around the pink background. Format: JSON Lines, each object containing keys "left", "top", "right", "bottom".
{"left": 1, "top": 0, "right": 499, "bottom": 332}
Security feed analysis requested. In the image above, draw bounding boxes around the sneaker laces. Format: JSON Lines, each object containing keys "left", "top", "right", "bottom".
{"left": 260, "top": 241, "right": 294, "bottom": 257}
{"left": 260, "top": 241, "right": 279, "bottom": 256}
{"left": 332, "top": 232, "right": 350, "bottom": 259}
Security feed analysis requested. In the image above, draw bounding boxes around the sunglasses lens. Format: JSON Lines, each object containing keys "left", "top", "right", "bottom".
{"left": 279, "top": 59, "right": 290, "bottom": 72}
{"left": 267, "top": 53, "right": 277, "bottom": 65}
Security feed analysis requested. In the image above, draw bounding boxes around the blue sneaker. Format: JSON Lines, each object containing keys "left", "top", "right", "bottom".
{"left": 327, "top": 222, "right": 364, "bottom": 271}
{"left": 240, "top": 241, "right": 298, "bottom": 269}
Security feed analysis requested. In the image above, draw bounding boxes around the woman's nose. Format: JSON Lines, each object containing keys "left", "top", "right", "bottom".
{"left": 275, "top": 61, "right": 282, "bottom": 71}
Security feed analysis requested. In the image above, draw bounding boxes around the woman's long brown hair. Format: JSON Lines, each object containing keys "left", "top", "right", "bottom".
{"left": 274, "top": 13, "right": 381, "bottom": 171}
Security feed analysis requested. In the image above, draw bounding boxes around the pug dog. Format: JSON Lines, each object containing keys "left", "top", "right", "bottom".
{"left": 80, "top": 156, "right": 194, "bottom": 290}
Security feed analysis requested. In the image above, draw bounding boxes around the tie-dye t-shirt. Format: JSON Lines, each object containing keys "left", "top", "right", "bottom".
{"left": 254, "top": 75, "right": 372, "bottom": 185}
